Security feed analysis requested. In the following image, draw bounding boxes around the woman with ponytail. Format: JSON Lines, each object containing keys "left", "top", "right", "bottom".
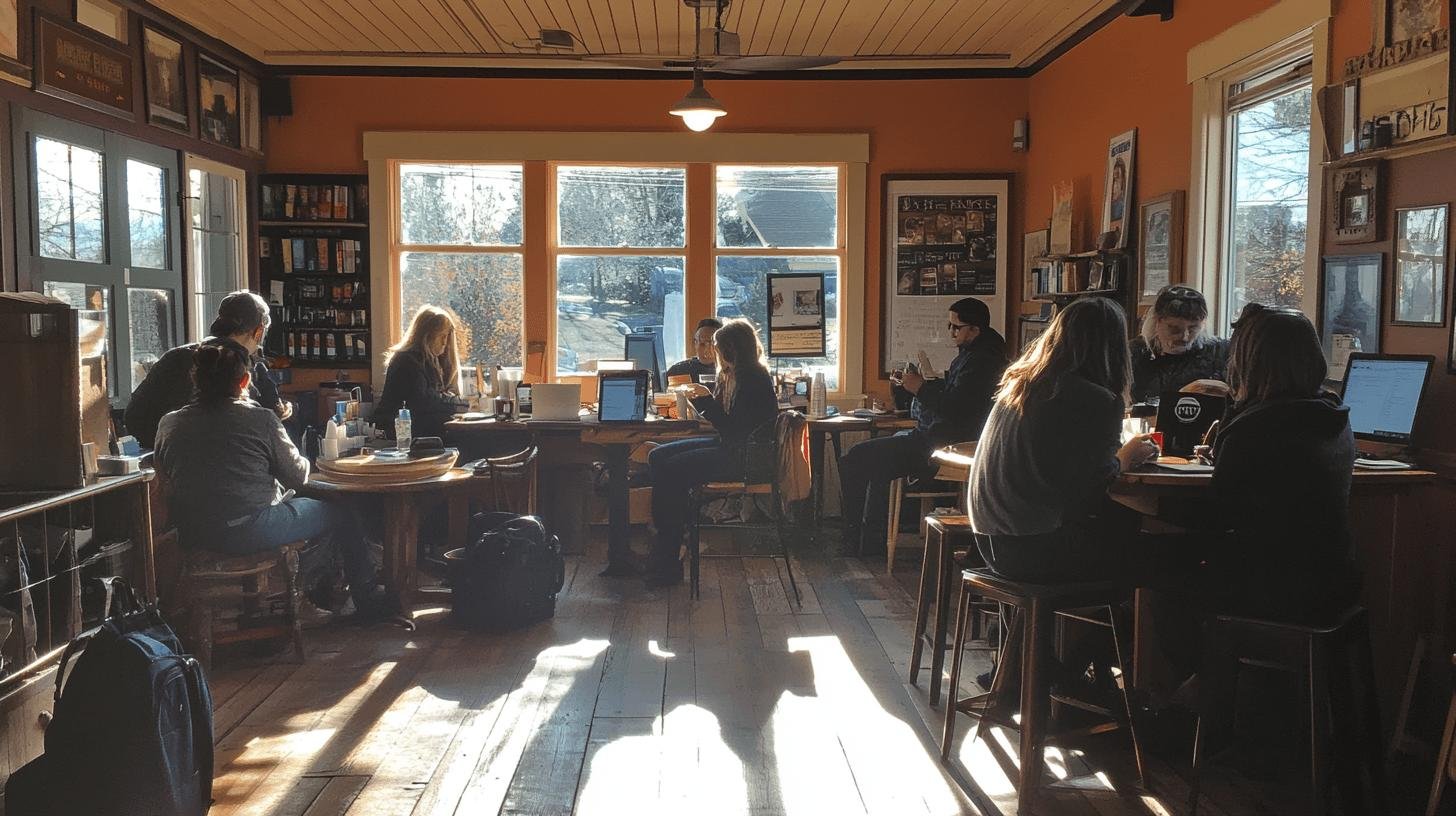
{"left": 125, "top": 290, "right": 293, "bottom": 448}
{"left": 154, "top": 341, "right": 390, "bottom": 621}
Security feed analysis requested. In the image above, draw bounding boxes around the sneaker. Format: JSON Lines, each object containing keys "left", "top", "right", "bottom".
{"left": 296, "top": 599, "right": 336, "bottom": 629}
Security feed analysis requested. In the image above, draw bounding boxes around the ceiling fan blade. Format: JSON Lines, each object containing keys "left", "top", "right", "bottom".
{"left": 577, "top": 55, "right": 695, "bottom": 70}
{"left": 708, "top": 55, "right": 842, "bottom": 73}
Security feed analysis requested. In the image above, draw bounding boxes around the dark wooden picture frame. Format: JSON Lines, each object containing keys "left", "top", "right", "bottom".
{"left": 142, "top": 24, "right": 187, "bottom": 133}
{"left": 33, "top": 15, "right": 134, "bottom": 119}
{"left": 1320, "top": 254, "right": 1384, "bottom": 381}
{"left": 73, "top": 0, "right": 126, "bottom": 44}
{"left": 1138, "top": 191, "right": 1185, "bottom": 305}
{"left": 1393, "top": 204, "right": 1448, "bottom": 326}
{"left": 1329, "top": 161, "right": 1382, "bottom": 244}
{"left": 197, "top": 51, "right": 239, "bottom": 148}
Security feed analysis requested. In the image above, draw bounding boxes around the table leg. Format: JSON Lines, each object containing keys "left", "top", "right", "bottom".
{"left": 810, "top": 431, "right": 827, "bottom": 524}
{"left": 381, "top": 494, "right": 420, "bottom": 612}
{"left": 606, "top": 443, "right": 632, "bottom": 567}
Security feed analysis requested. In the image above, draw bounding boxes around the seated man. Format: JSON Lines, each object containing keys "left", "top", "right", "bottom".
{"left": 124, "top": 290, "right": 292, "bottom": 449}
{"left": 839, "top": 297, "right": 1008, "bottom": 556}
{"left": 664, "top": 318, "right": 723, "bottom": 383}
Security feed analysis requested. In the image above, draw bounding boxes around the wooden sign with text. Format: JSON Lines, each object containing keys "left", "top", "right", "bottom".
{"left": 35, "top": 16, "right": 134, "bottom": 118}
{"left": 1345, "top": 27, "right": 1449, "bottom": 79}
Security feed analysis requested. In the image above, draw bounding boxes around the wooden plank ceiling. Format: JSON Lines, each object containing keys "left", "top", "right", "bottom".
{"left": 150, "top": 0, "right": 1124, "bottom": 71}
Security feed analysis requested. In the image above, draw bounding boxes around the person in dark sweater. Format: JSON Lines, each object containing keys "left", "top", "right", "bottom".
{"left": 664, "top": 318, "right": 723, "bottom": 383}
{"left": 374, "top": 306, "right": 468, "bottom": 440}
{"left": 154, "top": 342, "right": 390, "bottom": 620}
{"left": 1129, "top": 285, "right": 1230, "bottom": 403}
{"left": 969, "top": 297, "right": 1158, "bottom": 582}
{"left": 839, "top": 297, "right": 1008, "bottom": 556}
{"left": 124, "top": 290, "right": 291, "bottom": 449}
{"left": 640, "top": 319, "right": 779, "bottom": 586}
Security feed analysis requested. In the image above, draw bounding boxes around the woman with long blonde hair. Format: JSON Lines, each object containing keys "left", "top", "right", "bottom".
{"left": 374, "top": 305, "right": 466, "bottom": 439}
{"left": 633, "top": 319, "right": 778, "bottom": 585}
{"left": 968, "top": 297, "right": 1158, "bottom": 582}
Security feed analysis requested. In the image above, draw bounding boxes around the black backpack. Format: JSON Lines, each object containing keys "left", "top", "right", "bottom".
{"left": 449, "top": 512, "right": 565, "bottom": 631}
{"left": 4, "top": 579, "right": 214, "bottom": 816}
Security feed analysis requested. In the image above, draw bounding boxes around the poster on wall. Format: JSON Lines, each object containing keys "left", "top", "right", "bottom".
{"left": 767, "top": 272, "right": 826, "bottom": 357}
{"left": 882, "top": 174, "right": 1009, "bottom": 376}
{"left": 1101, "top": 129, "right": 1137, "bottom": 249}
{"left": 1050, "top": 180, "right": 1074, "bottom": 255}
{"left": 35, "top": 16, "right": 133, "bottom": 118}
{"left": 197, "top": 53, "right": 239, "bottom": 148}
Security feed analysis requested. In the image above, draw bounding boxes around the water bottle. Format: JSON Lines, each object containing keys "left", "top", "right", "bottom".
{"left": 395, "top": 404, "right": 413, "bottom": 452}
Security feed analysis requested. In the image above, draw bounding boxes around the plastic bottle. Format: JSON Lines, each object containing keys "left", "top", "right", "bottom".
{"left": 395, "top": 403, "right": 413, "bottom": 452}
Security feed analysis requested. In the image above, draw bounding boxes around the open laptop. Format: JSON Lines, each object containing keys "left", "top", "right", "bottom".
{"left": 598, "top": 370, "right": 649, "bottom": 422}
{"left": 524, "top": 382, "right": 581, "bottom": 421}
{"left": 1340, "top": 353, "right": 1434, "bottom": 454}
{"left": 1155, "top": 390, "right": 1223, "bottom": 457}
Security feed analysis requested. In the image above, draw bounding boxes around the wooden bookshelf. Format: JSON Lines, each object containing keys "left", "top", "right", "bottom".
{"left": 259, "top": 174, "right": 372, "bottom": 369}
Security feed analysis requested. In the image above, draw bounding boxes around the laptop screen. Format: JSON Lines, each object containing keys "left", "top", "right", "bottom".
{"left": 1342, "top": 355, "right": 1432, "bottom": 443}
{"left": 599, "top": 374, "right": 647, "bottom": 421}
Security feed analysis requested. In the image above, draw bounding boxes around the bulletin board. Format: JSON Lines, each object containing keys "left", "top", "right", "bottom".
{"left": 881, "top": 174, "right": 1010, "bottom": 376}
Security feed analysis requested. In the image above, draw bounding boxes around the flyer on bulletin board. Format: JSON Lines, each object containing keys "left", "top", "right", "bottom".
{"left": 883, "top": 176, "right": 1009, "bottom": 375}
{"left": 767, "top": 272, "right": 826, "bottom": 357}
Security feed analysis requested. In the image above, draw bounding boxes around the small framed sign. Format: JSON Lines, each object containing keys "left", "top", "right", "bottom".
{"left": 34, "top": 15, "right": 134, "bottom": 118}
{"left": 1329, "top": 162, "right": 1382, "bottom": 244}
{"left": 1392, "top": 204, "right": 1447, "bottom": 326}
{"left": 1138, "top": 191, "right": 1185, "bottom": 305}
{"left": 766, "top": 271, "right": 827, "bottom": 357}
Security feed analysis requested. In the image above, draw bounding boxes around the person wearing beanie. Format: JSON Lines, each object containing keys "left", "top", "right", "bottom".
{"left": 1129, "top": 284, "right": 1230, "bottom": 403}
{"left": 124, "top": 290, "right": 292, "bottom": 448}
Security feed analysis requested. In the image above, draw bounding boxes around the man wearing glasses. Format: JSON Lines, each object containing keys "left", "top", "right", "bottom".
{"left": 665, "top": 317, "right": 724, "bottom": 383}
{"left": 1130, "top": 285, "right": 1230, "bottom": 403}
{"left": 839, "top": 297, "right": 1008, "bottom": 557}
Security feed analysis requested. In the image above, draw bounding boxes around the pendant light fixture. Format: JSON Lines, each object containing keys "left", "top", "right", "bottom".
{"left": 669, "top": 1, "right": 726, "bottom": 131}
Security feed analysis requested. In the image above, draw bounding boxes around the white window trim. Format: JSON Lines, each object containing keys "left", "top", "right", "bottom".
{"left": 183, "top": 154, "right": 247, "bottom": 342}
{"left": 1188, "top": 0, "right": 1331, "bottom": 331}
{"left": 365, "top": 131, "right": 870, "bottom": 399}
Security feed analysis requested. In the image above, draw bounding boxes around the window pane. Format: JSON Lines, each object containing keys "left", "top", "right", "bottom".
{"left": 128, "top": 287, "right": 173, "bottom": 384}
{"left": 556, "top": 166, "right": 685, "bottom": 248}
{"left": 400, "top": 251, "right": 523, "bottom": 367}
{"left": 716, "top": 256, "right": 839, "bottom": 388}
{"left": 716, "top": 166, "right": 838, "bottom": 248}
{"left": 556, "top": 255, "right": 685, "bottom": 374}
{"left": 45, "top": 281, "right": 112, "bottom": 395}
{"left": 35, "top": 137, "right": 105, "bottom": 262}
{"left": 127, "top": 160, "right": 167, "bottom": 269}
{"left": 1226, "top": 83, "right": 1311, "bottom": 320}
{"left": 399, "top": 164, "right": 522, "bottom": 246}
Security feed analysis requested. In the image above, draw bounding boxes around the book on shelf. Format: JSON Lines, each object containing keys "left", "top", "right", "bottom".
{"left": 261, "top": 179, "right": 368, "bottom": 222}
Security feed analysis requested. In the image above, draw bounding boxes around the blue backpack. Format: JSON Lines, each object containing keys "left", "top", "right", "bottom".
{"left": 4, "top": 579, "right": 214, "bottom": 816}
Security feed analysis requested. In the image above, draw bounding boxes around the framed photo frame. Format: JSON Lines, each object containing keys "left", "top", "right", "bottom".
{"left": 1329, "top": 162, "right": 1382, "bottom": 244}
{"left": 1393, "top": 204, "right": 1448, "bottom": 326}
{"left": 1373, "top": 0, "right": 1445, "bottom": 48}
{"left": 881, "top": 173, "right": 1011, "bottom": 376}
{"left": 142, "top": 25, "right": 187, "bottom": 132}
{"left": 197, "top": 52, "right": 239, "bottom": 148}
{"left": 1138, "top": 191, "right": 1185, "bottom": 305}
{"left": 1100, "top": 129, "right": 1137, "bottom": 249}
{"left": 1018, "top": 315, "right": 1050, "bottom": 354}
{"left": 74, "top": 0, "right": 125, "bottom": 43}
{"left": 240, "top": 73, "right": 261, "bottom": 152}
{"left": 1320, "top": 254, "right": 1384, "bottom": 381}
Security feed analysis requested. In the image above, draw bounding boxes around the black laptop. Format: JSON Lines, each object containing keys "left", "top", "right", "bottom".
{"left": 1155, "top": 391, "right": 1224, "bottom": 457}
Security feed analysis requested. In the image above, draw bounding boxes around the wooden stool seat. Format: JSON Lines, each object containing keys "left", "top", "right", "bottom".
{"left": 942, "top": 567, "right": 1143, "bottom": 814}
{"left": 1190, "top": 604, "right": 1384, "bottom": 816}
{"left": 179, "top": 540, "right": 312, "bottom": 672}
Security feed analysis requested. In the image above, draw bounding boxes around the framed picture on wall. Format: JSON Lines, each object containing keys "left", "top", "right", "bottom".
{"left": 1392, "top": 204, "right": 1447, "bottom": 326}
{"left": 1018, "top": 315, "right": 1050, "bottom": 354}
{"left": 197, "top": 53, "right": 239, "bottom": 148}
{"left": 142, "top": 26, "right": 187, "bottom": 132}
{"left": 1320, "top": 254, "right": 1383, "bottom": 381}
{"left": 0, "top": 0, "right": 18, "bottom": 63}
{"left": 1329, "top": 162, "right": 1382, "bottom": 244}
{"left": 74, "top": 0, "right": 126, "bottom": 43}
{"left": 1138, "top": 191, "right": 1185, "bottom": 305}
{"left": 881, "top": 174, "right": 1010, "bottom": 376}
{"left": 1100, "top": 129, "right": 1137, "bottom": 249}
{"left": 239, "top": 73, "right": 261, "bottom": 152}
{"left": 1373, "top": 0, "right": 1444, "bottom": 48}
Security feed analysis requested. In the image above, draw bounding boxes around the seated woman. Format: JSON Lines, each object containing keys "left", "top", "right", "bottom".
{"left": 1129, "top": 285, "right": 1230, "bottom": 404}
{"left": 640, "top": 319, "right": 779, "bottom": 586}
{"left": 374, "top": 305, "right": 468, "bottom": 441}
{"left": 154, "top": 342, "right": 388, "bottom": 620}
{"left": 968, "top": 297, "right": 1159, "bottom": 583}
{"left": 1206, "top": 307, "right": 1357, "bottom": 620}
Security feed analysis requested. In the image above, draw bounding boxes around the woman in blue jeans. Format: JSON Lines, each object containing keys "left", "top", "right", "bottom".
{"left": 643, "top": 320, "right": 779, "bottom": 587}
{"left": 154, "top": 341, "right": 389, "bottom": 620}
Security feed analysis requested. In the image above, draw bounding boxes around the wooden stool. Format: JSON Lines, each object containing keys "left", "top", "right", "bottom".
{"left": 942, "top": 568, "right": 1143, "bottom": 813}
{"left": 909, "top": 515, "right": 998, "bottom": 707}
{"left": 179, "top": 541, "right": 311, "bottom": 672}
{"left": 1427, "top": 653, "right": 1456, "bottom": 815}
{"left": 1190, "top": 605, "right": 1384, "bottom": 816}
{"left": 884, "top": 476, "right": 959, "bottom": 573}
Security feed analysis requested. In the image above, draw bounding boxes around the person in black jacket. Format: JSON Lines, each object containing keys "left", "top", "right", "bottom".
{"left": 373, "top": 306, "right": 468, "bottom": 440}
{"left": 1129, "top": 285, "right": 1230, "bottom": 403}
{"left": 664, "top": 317, "right": 723, "bottom": 383}
{"left": 124, "top": 290, "right": 292, "bottom": 449}
{"left": 839, "top": 297, "right": 1008, "bottom": 556}
{"left": 640, "top": 319, "right": 779, "bottom": 586}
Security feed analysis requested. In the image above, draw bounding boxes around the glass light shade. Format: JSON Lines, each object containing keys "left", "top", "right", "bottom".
{"left": 669, "top": 78, "right": 727, "bottom": 132}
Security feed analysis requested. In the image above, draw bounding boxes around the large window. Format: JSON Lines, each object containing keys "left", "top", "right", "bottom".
{"left": 714, "top": 165, "right": 842, "bottom": 387}
{"left": 553, "top": 166, "right": 686, "bottom": 374}
{"left": 1222, "top": 59, "right": 1313, "bottom": 324}
{"left": 395, "top": 163, "right": 524, "bottom": 368}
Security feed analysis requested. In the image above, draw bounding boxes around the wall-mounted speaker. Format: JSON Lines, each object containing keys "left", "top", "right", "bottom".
{"left": 260, "top": 77, "right": 292, "bottom": 117}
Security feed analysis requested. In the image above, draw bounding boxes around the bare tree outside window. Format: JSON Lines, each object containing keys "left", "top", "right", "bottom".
{"left": 35, "top": 137, "right": 105, "bottom": 263}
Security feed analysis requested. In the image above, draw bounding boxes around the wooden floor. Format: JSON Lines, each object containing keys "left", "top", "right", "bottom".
{"left": 206, "top": 531, "right": 1350, "bottom": 816}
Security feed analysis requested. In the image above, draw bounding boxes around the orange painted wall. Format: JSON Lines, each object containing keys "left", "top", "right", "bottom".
{"left": 265, "top": 76, "right": 1030, "bottom": 396}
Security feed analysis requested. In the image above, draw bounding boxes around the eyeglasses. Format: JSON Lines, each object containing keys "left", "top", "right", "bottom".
{"left": 947, "top": 322, "right": 970, "bottom": 332}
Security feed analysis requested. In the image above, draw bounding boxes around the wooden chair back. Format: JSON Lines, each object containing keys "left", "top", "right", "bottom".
{"left": 480, "top": 445, "right": 539, "bottom": 516}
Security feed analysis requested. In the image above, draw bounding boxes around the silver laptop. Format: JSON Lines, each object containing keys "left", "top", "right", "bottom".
{"left": 526, "top": 382, "right": 582, "bottom": 421}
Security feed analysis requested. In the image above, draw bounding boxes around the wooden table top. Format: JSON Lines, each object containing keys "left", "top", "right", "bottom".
{"left": 304, "top": 467, "right": 475, "bottom": 494}
{"left": 808, "top": 414, "right": 917, "bottom": 431}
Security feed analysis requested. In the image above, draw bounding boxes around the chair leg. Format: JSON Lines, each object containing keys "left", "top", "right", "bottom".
{"left": 1352, "top": 615, "right": 1387, "bottom": 813}
{"left": 941, "top": 582, "right": 974, "bottom": 762}
{"left": 884, "top": 478, "right": 903, "bottom": 565}
{"left": 284, "top": 547, "right": 306, "bottom": 663}
{"left": 774, "top": 495, "right": 802, "bottom": 608}
{"left": 1107, "top": 603, "right": 1146, "bottom": 792}
{"left": 909, "top": 527, "right": 939, "bottom": 687}
{"left": 189, "top": 595, "right": 214, "bottom": 675}
{"left": 1307, "top": 638, "right": 1332, "bottom": 816}
{"left": 929, "top": 538, "right": 956, "bottom": 707}
{"left": 1017, "top": 599, "right": 1050, "bottom": 814}
{"left": 1428, "top": 690, "right": 1456, "bottom": 816}
{"left": 689, "top": 493, "right": 702, "bottom": 601}
{"left": 1189, "top": 621, "right": 1237, "bottom": 816}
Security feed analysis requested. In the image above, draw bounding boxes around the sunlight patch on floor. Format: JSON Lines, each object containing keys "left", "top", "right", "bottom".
{"left": 578, "top": 704, "right": 749, "bottom": 815}
{"left": 770, "top": 688, "right": 866, "bottom": 814}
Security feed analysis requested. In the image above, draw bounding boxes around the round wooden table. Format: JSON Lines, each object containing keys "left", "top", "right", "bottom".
{"left": 303, "top": 467, "right": 476, "bottom": 611}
